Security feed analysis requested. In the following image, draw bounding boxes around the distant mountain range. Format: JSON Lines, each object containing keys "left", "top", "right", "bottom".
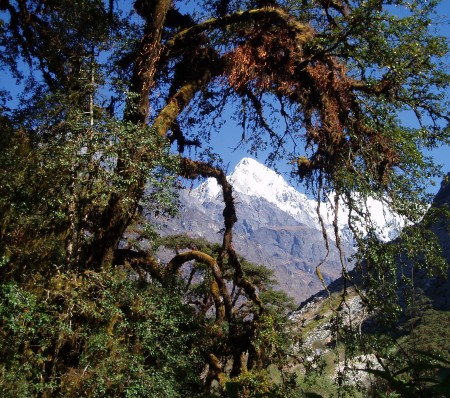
{"left": 155, "top": 158, "right": 404, "bottom": 302}
{"left": 297, "top": 172, "right": 450, "bottom": 315}
{"left": 162, "top": 158, "right": 449, "bottom": 390}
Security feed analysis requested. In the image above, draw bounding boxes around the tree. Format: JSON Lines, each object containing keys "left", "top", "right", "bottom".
{"left": 0, "top": 0, "right": 449, "bottom": 396}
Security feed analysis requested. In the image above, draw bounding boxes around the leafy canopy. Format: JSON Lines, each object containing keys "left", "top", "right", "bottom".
{"left": 0, "top": 0, "right": 449, "bottom": 396}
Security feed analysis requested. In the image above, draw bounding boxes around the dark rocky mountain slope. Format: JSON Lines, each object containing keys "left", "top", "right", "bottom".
{"left": 297, "top": 173, "right": 450, "bottom": 313}
{"left": 154, "top": 158, "right": 360, "bottom": 302}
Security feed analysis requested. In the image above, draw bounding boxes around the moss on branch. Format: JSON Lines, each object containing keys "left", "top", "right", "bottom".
{"left": 164, "top": 7, "right": 312, "bottom": 56}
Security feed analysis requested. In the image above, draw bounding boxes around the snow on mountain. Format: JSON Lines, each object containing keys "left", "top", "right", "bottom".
{"left": 196, "top": 158, "right": 319, "bottom": 229}
{"left": 194, "top": 157, "right": 402, "bottom": 242}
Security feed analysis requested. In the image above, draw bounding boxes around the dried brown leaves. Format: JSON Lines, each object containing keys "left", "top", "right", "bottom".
{"left": 225, "top": 23, "right": 398, "bottom": 183}
{"left": 226, "top": 26, "right": 313, "bottom": 94}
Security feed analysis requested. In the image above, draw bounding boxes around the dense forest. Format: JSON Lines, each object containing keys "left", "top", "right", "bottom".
{"left": 0, "top": 0, "right": 449, "bottom": 396}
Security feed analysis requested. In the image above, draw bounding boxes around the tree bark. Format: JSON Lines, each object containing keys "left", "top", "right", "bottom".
{"left": 85, "top": 0, "right": 172, "bottom": 269}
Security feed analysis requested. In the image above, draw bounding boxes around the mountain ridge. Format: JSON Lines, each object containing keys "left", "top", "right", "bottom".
{"left": 195, "top": 157, "right": 402, "bottom": 241}
{"left": 195, "top": 157, "right": 326, "bottom": 230}
{"left": 156, "top": 158, "right": 351, "bottom": 302}
{"left": 152, "top": 157, "right": 419, "bottom": 302}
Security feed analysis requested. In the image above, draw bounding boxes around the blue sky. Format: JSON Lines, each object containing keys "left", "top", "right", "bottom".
{"left": 206, "top": 1, "right": 450, "bottom": 193}
{"left": 423, "top": 1, "right": 450, "bottom": 190}
{"left": 1, "top": 1, "right": 449, "bottom": 193}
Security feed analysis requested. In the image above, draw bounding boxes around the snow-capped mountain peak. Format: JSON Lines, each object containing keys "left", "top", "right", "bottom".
{"left": 228, "top": 158, "right": 319, "bottom": 227}
{"left": 193, "top": 157, "right": 402, "bottom": 241}
{"left": 229, "top": 157, "right": 288, "bottom": 197}
{"left": 195, "top": 157, "right": 319, "bottom": 228}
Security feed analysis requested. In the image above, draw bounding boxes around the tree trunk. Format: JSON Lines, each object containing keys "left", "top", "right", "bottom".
{"left": 85, "top": 0, "right": 171, "bottom": 269}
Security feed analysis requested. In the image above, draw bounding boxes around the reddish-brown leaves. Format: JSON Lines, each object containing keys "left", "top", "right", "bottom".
{"left": 226, "top": 26, "right": 313, "bottom": 94}
{"left": 224, "top": 23, "right": 398, "bottom": 184}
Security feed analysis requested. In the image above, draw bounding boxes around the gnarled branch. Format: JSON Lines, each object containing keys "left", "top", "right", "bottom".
{"left": 113, "top": 248, "right": 165, "bottom": 283}
{"left": 180, "top": 158, "right": 264, "bottom": 313}
{"left": 166, "top": 249, "right": 233, "bottom": 324}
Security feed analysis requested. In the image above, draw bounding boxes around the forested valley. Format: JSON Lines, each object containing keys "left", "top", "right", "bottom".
{"left": 0, "top": 1, "right": 449, "bottom": 397}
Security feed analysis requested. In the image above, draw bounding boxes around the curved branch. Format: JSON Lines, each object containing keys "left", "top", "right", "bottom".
{"left": 180, "top": 158, "right": 264, "bottom": 313}
{"left": 163, "top": 7, "right": 313, "bottom": 58}
{"left": 152, "top": 67, "right": 217, "bottom": 137}
{"left": 166, "top": 250, "right": 233, "bottom": 324}
{"left": 113, "top": 248, "right": 165, "bottom": 283}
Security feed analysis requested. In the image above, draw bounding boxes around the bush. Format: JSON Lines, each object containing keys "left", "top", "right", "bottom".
{"left": 0, "top": 269, "right": 204, "bottom": 397}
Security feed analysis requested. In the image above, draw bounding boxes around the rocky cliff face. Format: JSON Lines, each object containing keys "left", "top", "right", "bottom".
{"left": 153, "top": 159, "right": 447, "bottom": 305}
{"left": 432, "top": 173, "right": 450, "bottom": 263}
{"left": 155, "top": 158, "right": 359, "bottom": 302}
{"left": 422, "top": 174, "right": 450, "bottom": 310}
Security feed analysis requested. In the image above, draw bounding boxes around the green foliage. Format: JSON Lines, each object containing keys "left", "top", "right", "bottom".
{"left": 374, "top": 305, "right": 450, "bottom": 397}
{"left": 403, "top": 308, "right": 450, "bottom": 358}
{"left": 0, "top": 269, "right": 204, "bottom": 397}
{"left": 333, "top": 291, "right": 450, "bottom": 397}
{"left": 365, "top": 350, "right": 450, "bottom": 398}
{"left": 1, "top": 0, "right": 449, "bottom": 397}
{"left": 0, "top": 100, "right": 179, "bottom": 275}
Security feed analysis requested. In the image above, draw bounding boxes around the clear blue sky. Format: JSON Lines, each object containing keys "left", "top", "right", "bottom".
{"left": 416, "top": 1, "right": 450, "bottom": 192}
{"left": 206, "top": 1, "right": 450, "bottom": 194}
{"left": 1, "top": 1, "right": 449, "bottom": 193}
